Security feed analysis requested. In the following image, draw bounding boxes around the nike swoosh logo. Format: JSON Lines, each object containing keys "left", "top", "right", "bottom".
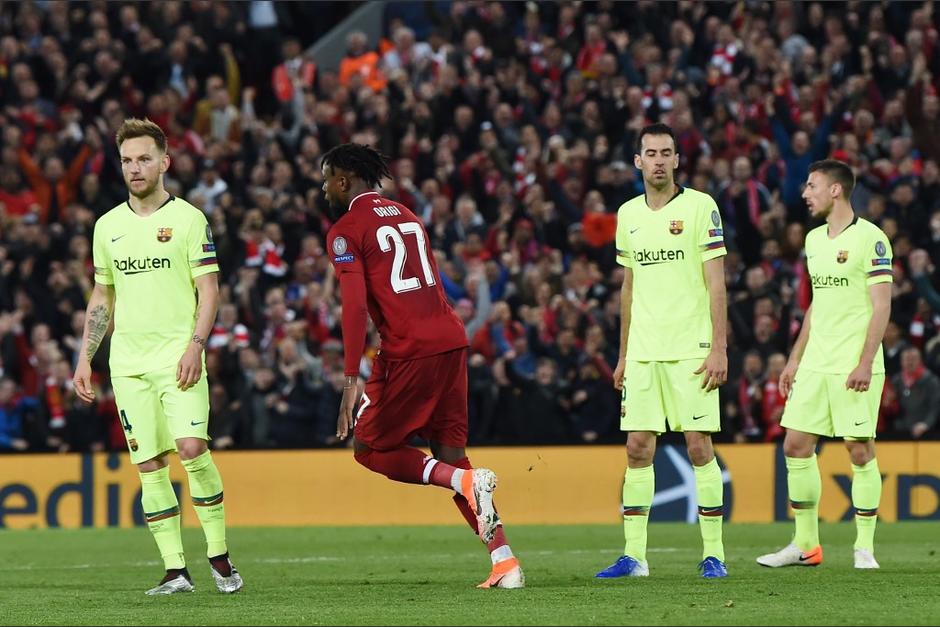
{"left": 798, "top": 554, "right": 812, "bottom": 562}
{"left": 854, "top": 420, "right": 866, "bottom": 426}
{"left": 692, "top": 414, "right": 705, "bottom": 421}
{"left": 630, "top": 228, "right": 640, "bottom": 233}
{"left": 190, "top": 420, "right": 206, "bottom": 426}
{"left": 111, "top": 235, "right": 126, "bottom": 243}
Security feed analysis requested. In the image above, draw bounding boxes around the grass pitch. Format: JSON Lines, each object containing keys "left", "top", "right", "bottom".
{"left": 1, "top": 522, "right": 938, "bottom": 625}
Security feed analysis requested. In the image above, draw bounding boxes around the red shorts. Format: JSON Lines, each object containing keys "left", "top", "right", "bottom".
{"left": 354, "top": 348, "right": 468, "bottom": 450}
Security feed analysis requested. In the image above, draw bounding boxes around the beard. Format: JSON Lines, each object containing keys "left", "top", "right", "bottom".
{"left": 127, "top": 176, "right": 160, "bottom": 200}
{"left": 645, "top": 172, "right": 674, "bottom": 192}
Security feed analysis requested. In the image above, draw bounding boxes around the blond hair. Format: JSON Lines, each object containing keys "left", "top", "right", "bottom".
{"left": 115, "top": 118, "right": 167, "bottom": 153}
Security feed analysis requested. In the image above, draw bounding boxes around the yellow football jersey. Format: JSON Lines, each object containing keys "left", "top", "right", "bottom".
{"left": 93, "top": 196, "right": 219, "bottom": 376}
{"left": 615, "top": 187, "right": 726, "bottom": 361}
{"left": 800, "top": 217, "right": 893, "bottom": 374}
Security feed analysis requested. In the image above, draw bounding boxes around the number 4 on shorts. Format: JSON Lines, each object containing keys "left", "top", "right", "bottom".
{"left": 120, "top": 409, "right": 133, "bottom": 433}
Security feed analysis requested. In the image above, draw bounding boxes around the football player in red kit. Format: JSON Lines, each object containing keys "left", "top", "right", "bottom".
{"left": 322, "top": 143, "right": 524, "bottom": 589}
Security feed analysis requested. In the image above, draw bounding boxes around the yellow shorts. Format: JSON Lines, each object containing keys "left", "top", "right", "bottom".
{"left": 781, "top": 370, "right": 884, "bottom": 439}
{"left": 621, "top": 360, "right": 720, "bottom": 434}
{"left": 111, "top": 364, "right": 210, "bottom": 464}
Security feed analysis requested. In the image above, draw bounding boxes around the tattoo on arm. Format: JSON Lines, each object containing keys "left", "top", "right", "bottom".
{"left": 191, "top": 301, "right": 206, "bottom": 347}
{"left": 86, "top": 304, "right": 111, "bottom": 361}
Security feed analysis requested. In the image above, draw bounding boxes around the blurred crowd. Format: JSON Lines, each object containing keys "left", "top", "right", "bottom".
{"left": 2, "top": 0, "right": 940, "bottom": 455}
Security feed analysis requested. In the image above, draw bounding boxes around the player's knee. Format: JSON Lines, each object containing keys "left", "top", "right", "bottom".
{"left": 177, "top": 438, "right": 208, "bottom": 460}
{"left": 846, "top": 440, "right": 874, "bottom": 466}
{"left": 783, "top": 435, "right": 813, "bottom": 458}
{"left": 137, "top": 456, "right": 168, "bottom": 473}
{"left": 626, "top": 438, "right": 654, "bottom": 465}
{"left": 686, "top": 441, "right": 713, "bottom": 466}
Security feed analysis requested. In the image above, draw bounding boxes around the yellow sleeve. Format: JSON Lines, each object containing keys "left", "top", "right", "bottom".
{"left": 699, "top": 195, "right": 727, "bottom": 262}
{"left": 615, "top": 204, "right": 633, "bottom": 268}
{"left": 188, "top": 212, "right": 220, "bottom": 278}
{"left": 92, "top": 220, "right": 114, "bottom": 285}
{"left": 865, "top": 228, "right": 894, "bottom": 285}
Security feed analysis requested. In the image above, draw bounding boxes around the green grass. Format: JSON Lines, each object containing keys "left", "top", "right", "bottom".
{"left": 1, "top": 523, "right": 938, "bottom": 625}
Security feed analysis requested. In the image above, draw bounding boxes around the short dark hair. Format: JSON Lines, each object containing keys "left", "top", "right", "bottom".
{"left": 635, "top": 123, "right": 678, "bottom": 155}
{"left": 809, "top": 159, "right": 855, "bottom": 198}
{"left": 322, "top": 143, "right": 390, "bottom": 188}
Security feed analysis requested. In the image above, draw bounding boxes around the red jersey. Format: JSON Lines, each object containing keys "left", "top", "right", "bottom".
{"left": 328, "top": 191, "right": 467, "bottom": 375}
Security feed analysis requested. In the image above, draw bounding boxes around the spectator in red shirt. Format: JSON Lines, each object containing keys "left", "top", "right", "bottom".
{"left": 272, "top": 38, "right": 316, "bottom": 106}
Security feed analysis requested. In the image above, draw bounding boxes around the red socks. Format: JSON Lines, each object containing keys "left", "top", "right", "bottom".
{"left": 354, "top": 448, "right": 509, "bottom": 553}
{"left": 354, "top": 446, "right": 460, "bottom": 488}
{"left": 449, "top": 457, "right": 508, "bottom": 552}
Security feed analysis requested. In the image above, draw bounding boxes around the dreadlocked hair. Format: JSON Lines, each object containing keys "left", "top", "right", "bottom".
{"left": 321, "top": 143, "right": 391, "bottom": 189}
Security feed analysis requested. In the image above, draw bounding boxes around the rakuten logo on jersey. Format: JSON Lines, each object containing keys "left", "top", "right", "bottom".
{"left": 811, "top": 274, "right": 849, "bottom": 288}
{"left": 632, "top": 248, "right": 685, "bottom": 265}
{"left": 115, "top": 256, "right": 171, "bottom": 275}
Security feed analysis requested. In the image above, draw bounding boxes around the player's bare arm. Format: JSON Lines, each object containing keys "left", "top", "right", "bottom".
{"left": 846, "top": 282, "right": 891, "bottom": 392}
{"left": 74, "top": 282, "right": 115, "bottom": 403}
{"left": 780, "top": 304, "right": 812, "bottom": 398}
{"left": 694, "top": 257, "right": 728, "bottom": 392}
{"left": 335, "top": 269, "right": 368, "bottom": 440}
{"left": 177, "top": 272, "right": 219, "bottom": 391}
{"left": 613, "top": 266, "right": 633, "bottom": 391}
{"left": 337, "top": 374, "right": 358, "bottom": 441}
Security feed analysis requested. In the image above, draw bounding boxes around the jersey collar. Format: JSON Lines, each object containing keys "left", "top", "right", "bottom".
{"left": 348, "top": 191, "right": 380, "bottom": 211}
{"left": 827, "top": 214, "right": 858, "bottom": 239}
{"left": 644, "top": 185, "right": 684, "bottom": 210}
{"left": 126, "top": 194, "right": 175, "bottom": 216}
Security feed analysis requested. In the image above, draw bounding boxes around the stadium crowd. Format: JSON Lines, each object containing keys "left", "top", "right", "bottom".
{"left": 1, "top": 0, "right": 940, "bottom": 454}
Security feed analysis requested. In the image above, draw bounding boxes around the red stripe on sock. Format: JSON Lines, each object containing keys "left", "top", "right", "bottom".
{"left": 447, "top": 457, "right": 510, "bottom": 551}
{"left": 487, "top": 525, "right": 508, "bottom": 553}
{"left": 450, "top": 457, "right": 479, "bottom": 532}
{"left": 428, "top": 459, "right": 458, "bottom": 488}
